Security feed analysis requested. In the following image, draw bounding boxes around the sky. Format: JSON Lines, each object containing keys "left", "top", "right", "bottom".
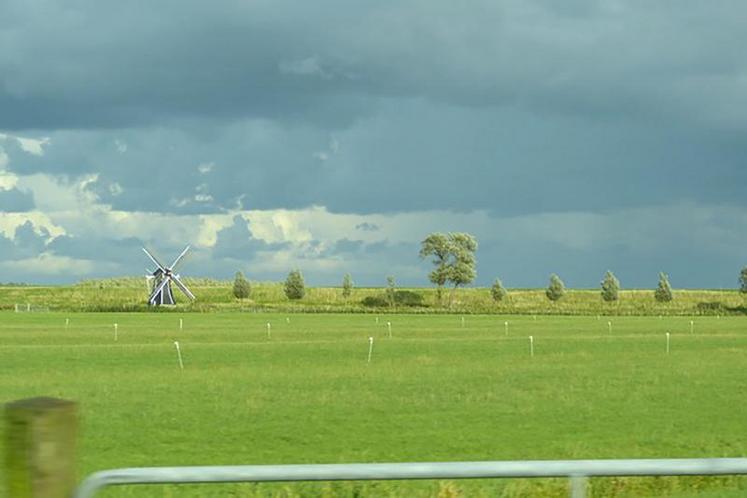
{"left": 1, "top": 0, "right": 746, "bottom": 288}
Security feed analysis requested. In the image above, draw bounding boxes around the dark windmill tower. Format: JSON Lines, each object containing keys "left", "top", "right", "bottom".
{"left": 142, "top": 246, "right": 196, "bottom": 306}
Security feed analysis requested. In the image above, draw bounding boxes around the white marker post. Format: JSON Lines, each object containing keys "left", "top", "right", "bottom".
{"left": 461, "top": 316, "right": 465, "bottom": 328}
{"left": 65, "top": 318, "right": 69, "bottom": 330}
{"left": 666, "top": 332, "right": 670, "bottom": 354}
{"left": 367, "top": 336, "right": 374, "bottom": 363}
{"left": 114, "top": 323, "right": 118, "bottom": 342}
{"left": 179, "top": 318, "right": 183, "bottom": 331}
{"left": 529, "top": 336, "right": 534, "bottom": 357}
{"left": 375, "top": 316, "right": 379, "bottom": 324}
{"left": 607, "top": 321, "right": 612, "bottom": 334}
{"left": 504, "top": 321, "right": 509, "bottom": 336}
{"left": 286, "top": 317, "right": 290, "bottom": 324}
{"left": 690, "top": 320, "right": 694, "bottom": 334}
{"left": 267, "top": 322, "right": 271, "bottom": 339}
{"left": 387, "top": 321, "right": 392, "bottom": 339}
{"left": 174, "top": 341, "right": 184, "bottom": 370}
{"left": 533, "top": 315, "right": 537, "bottom": 321}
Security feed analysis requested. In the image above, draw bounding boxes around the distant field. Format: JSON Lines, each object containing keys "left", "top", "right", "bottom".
{"left": 2, "top": 312, "right": 747, "bottom": 497}
{"left": 0, "top": 279, "right": 745, "bottom": 315}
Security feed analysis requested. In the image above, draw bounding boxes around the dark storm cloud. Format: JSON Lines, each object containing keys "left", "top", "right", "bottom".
{"left": 2, "top": 0, "right": 747, "bottom": 130}
{"left": 2, "top": 1, "right": 747, "bottom": 287}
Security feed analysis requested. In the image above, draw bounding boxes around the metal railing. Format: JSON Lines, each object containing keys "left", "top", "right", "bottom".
{"left": 73, "top": 458, "right": 747, "bottom": 498}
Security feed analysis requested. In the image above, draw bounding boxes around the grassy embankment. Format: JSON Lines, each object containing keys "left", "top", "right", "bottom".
{"left": 1, "top": 313, "right": 746, "bottom": 497}
{"left": 0, "top": 277, "right": 744, "bottom": 315}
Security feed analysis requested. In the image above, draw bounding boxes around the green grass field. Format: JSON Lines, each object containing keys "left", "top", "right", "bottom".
{"left": 2, "top": 312, "right": 747, "bottom": 497}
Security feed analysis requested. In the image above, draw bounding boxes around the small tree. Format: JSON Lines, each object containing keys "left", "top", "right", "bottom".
{"left": 386, "top": 276, "right": 396, "bottom": 307}
{"left": 739, "top": 266, "right": 747, "bottom": 295}
{"left": 232, "top": 271, "right": 251, "bottom": 300}
{"left": 284, "top": 269, "right": 306, "bottom": 300}
{"left": 654, "top": 272, "right": 673, "bottom": 303}
{"left": 600, "top": 270, "right": 620, "bottom": 302}
{"left": 490, "top": 278, "right": 508, "bottom": 303}
{"left": 342, "top": 273, "right": 353, "bottom": 299}
{"left": 546, "top": 274, "right": 566, "bottom": 302}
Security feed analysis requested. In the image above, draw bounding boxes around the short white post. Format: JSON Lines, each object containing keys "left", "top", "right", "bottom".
{"left": 286, "top": 317, "right": 290, "bottom": 324}
{"left": 179, "top": 318, "right": 183, "bottom": 331}
{"left": 14, "top": 303, "right": 18, "bottom": 313}
{"left": 65, "top": 318, "right": 69, "bottom": 330}
{"left": 387, "top": 321, "right": 392, "bottom": 339}
{"left": 114, "top": 323, "right": 118, "bottom": 342}
{"left": 529, "top": 336, "right": 534, "bottom": 357}
{"left": 267, "top": 322, "right": 271, "bottom": 339}
{"left": 26, "top": 303, "right": 30, "bottom": 312}
{"left": 666, "top": 332, "right": 670, "bottom": 354}
{"left": 570, "top": 475, "right": 588, "bottom": 498}
{"left": 690, "top": 320, "right": 694, "bottom": 334}
{"left": 461, "top": 316, "right": 465, "bottom": 328}
{"left": 367, "top": 337, "right": 374, "bottom": 363}
{"left": 607, "top": 321, "right": 612, "bottom": 334}
{"left": 533, "top": 315, "right": 537, "bottom": 321}
{"left": 504, "top": 321, "right": 509, "bottom": 336}
{"left": 375, "top": 316, "right": 379, "bottom": 324}
{"left": 174, "top": 341, "right": 184, "bottom": 370}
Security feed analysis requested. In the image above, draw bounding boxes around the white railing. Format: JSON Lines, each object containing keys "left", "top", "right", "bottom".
{"left": 73, "top": 458, "right": 747, "bottom": 498}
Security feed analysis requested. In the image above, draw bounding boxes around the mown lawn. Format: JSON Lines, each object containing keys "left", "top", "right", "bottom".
{"left": 1, "top": 313, "right": 746, "bottom": 497}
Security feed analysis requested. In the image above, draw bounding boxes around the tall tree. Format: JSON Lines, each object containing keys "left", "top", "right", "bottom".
{"left": 654, "top": 272, "right": 673, "bottom": 303}
{"left": 419, "top": 232, "right": 478, "bottom": 306}
{"left": 232, "top": 271, "right": 251, "bottom": 301}
{"left": 546, "top": 274, "right": 566, "bottom": 302}
{"left": 342, "top": 273, "right": 353, "bottom": 299}
{"left": 600, "top": 270, "right": 620, "bottom": 302}
{"left": 284, "top": 269, "right": 306, "bottom": 300}
{"left": 490, "top": 278, "right": 508, "bottom": 303}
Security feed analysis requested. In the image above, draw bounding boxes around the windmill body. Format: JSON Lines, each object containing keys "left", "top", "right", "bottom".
{"left": 143, "top": 246, "right": 196, "bottom": 306}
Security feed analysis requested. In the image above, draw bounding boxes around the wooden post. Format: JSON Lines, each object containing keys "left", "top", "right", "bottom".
{"left": 5, "top": 397, "right": 78, "bottom": 498}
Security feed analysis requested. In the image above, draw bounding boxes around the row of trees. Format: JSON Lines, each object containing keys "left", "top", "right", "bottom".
{"left": 488, "top": 271, "right": 675, "bottom": 304}
{"left": 230, "top": 230, "right": 747, "bottom": 304}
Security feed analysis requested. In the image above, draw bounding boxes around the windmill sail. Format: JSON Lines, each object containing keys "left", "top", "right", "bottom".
{"left": 143, "top": 246, "right": 196, "bottom": 306}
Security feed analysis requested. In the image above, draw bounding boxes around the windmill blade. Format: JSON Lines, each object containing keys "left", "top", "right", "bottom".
{"left": 142, "top": 247, "right": 166, "bottom": 271}
{"left": 169, "top": 245, "right": 191, "bottom": 271}
{"left": 148, "top": 276, "right": 172, "bottom": 304}
{"left": 172, "top": 274, "right": 196, "bottom": 301}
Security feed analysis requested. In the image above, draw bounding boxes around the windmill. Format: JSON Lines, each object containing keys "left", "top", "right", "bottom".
{"left": 142, "top": 246, "right": 196, "bottom": 306}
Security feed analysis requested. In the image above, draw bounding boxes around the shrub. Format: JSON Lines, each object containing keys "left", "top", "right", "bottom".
{"left": 740, "top": 266, "right": 747, "bottom": 294}
{"left": 361, "top": 290, "right": 425, "bottom": 308}
{"left": 600, "top": 271, "right": 620, "bottom": 302}
{"left": 655, "top": 272, "right": 673, "bottom": 303}
{"left": 232, "top": 271, "right": 251, "bottom": 300}
{"left": 546, "top": 274, "right": 566, "bottom": 302}
{"left": 284, "top": 269, "right": 306, "bottom": 300}
{"left": 491, "top": 278, "right": 507, "bottom": 303}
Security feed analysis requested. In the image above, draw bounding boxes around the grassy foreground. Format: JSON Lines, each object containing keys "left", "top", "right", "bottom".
{"left": 2, "top": 312, "right": 747, "bottom": 497}
{"left": 0, "top": 279, "right": 745, "bottom": 315}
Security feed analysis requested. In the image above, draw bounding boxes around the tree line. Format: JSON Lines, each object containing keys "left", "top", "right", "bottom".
{"left": 231, "top": 232, "right": 747, "bottom": 304}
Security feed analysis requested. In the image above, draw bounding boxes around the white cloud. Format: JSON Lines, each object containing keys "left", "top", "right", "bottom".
{"left": 197, "top": 162, "right": 214, "bottom": 174}
{"left": 114, "top": 139, "right": 128, "bottom": 153}
{"left": 278, "top": 55, "right": 331, "bottom": 78}
{"left": 109, "top": 182, "right": 123, "bottom": 196}
{"left": 0, "top": 133, "right": 50, "bottom": 156}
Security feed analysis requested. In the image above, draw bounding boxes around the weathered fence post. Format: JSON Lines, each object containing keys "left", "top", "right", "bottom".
{"left": 5, "top": 397, "right": 78, "bottom": 498}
